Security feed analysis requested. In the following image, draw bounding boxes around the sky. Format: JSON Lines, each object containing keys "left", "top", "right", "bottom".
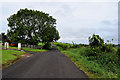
{"left": 0, "top": 0, "right": 119, "bottom": 44}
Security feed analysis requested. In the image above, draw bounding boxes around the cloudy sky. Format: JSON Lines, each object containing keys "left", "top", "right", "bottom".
{"left": 0, "top": 0, "right": 119, "bottom": 44}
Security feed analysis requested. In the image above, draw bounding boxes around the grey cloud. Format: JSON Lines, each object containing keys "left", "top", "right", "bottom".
{"left": 54, "top": 3, "right": 71, "bottom": 17}
{"left": 101, "top": 20, "right": 117, "bottom": 26}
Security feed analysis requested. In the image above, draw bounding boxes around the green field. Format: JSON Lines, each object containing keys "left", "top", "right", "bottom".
{"left": 54, "top": 42, "right": 120, "bottom": 78}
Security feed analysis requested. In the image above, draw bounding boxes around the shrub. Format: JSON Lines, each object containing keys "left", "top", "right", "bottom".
{"left": 38, "top": 42, "right": 45, "bottom": 47}
{"left": 85, "top": 47, "right": 119, "bottom": 77}
{"left": 72, "top": 44, "right": 79, "bottom": 48}
{"left": 101, "top": 43, "right": 114, "bottom": 52}
{"left": 72, "top": 41, "right": 79, "bottom": 48}
{"left": 85, "top": 44, "right": 114, "bottom": 58}
{"left": 88, "top": 34, "right": 104, "bottom": 47}
{"left": 117, "top": 47, "right": 120, "bottom": 58}
{"left": 117, "top": 47, "right": 120, "bottom": 65}
{"left": 85, "top": 46, "right": 101, "bottom": 57}
{"left": 56, "top": 42, "right": 70, "bottom": 50}
{"left": 43, "top": 42, "right": 52, "bottom": 50}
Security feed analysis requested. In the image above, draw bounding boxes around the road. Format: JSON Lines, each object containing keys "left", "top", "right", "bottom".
{"left": 2, "top": 46, "right": 89, "bottom": 78}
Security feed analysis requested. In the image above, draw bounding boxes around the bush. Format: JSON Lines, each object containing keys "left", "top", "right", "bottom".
{"left": 101, "top": 43, "right": 114, "bottom": 52}
{"left": 43, "top": 42, "right": 52, "bottom": 50}
{"left": 85, "top": 44, "right": 114, "bottom": 57}
{"left": 85, "top": 46, "right": 119, "bottom": 77}
{"left": 88, "top": 34, "right": 104, "bottom": 47}
{"left": 117, "top": 47, "right": 120, "bottom": 65}
{"left": 72, "top": 41, "right": 79, "bottom": 48}
{"left": 56, "top": 42, "right": 70, "bottom": 50}
{"left": 54, "top": 42, "right": 87, "bottom": 50}
{"left": 85, "top": 46, "right": 101, "bottom": 57}
{"left": 117, "top": 47, "right": 120, "bottom": 58}
{"left": 72, "top": 44, "right": 79, "bottom": 48}
{"left": 38, "top": 42, "right": 45, "bottom": 47}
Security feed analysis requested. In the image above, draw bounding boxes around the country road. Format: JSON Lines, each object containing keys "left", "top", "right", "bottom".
{"left": 2, "top": 46, "right": 89, "bottom": 78}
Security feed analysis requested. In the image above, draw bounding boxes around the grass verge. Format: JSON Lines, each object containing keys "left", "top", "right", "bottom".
{"left": 2, "top": 46, "right": 47, "bottom": 52}
{"left": 22, "top": 47, "right": 47, "bottom": 52}
{"left": 61, "top": 47, "right": 119, "bottom": 78}
{"left": 1, "top": 49, "right": 26, "bottom": 69}
{"left": 1, "top": 47, "right": 47, "bottom": 69}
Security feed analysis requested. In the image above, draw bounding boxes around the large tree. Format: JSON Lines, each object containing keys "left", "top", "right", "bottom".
{"left": 7, "top": 8, "right": 60, "bottom": 45}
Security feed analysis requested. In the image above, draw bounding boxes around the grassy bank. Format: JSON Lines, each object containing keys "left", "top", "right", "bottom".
{"left": 54, "top": 42, "right": 120, "bottom": 78}
{"left": 1, "top": 46, "right": 47, "bottom": 69}
{"left": 1, "top": 49, "right": 26, "bottom": 68}
{"left": 63, "top": 48, "right": 119, "bottom": 78}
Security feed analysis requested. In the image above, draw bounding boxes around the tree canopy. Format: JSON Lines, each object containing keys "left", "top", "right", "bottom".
{"left": 7, "top": 8, "right": 60, "bottom": 45}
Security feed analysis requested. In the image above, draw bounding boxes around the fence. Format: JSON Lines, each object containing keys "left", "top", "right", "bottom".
{"left": 2, "top": 42, "right": 43, "bottom": 50}
{"left": 21, "top": 44, "right": 43, "bottom": 49}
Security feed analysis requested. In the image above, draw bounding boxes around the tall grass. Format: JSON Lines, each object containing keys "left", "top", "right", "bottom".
{"left": 55, "top": 42, "right": 120, "bottom": 78}
{"left": 63, "top": 47, "right": 119, "bottom": 78}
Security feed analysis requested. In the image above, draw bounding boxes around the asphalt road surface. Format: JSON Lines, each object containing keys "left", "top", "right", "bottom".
{"left": 2, "top": 46, "right": 89, "bottom": 78}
